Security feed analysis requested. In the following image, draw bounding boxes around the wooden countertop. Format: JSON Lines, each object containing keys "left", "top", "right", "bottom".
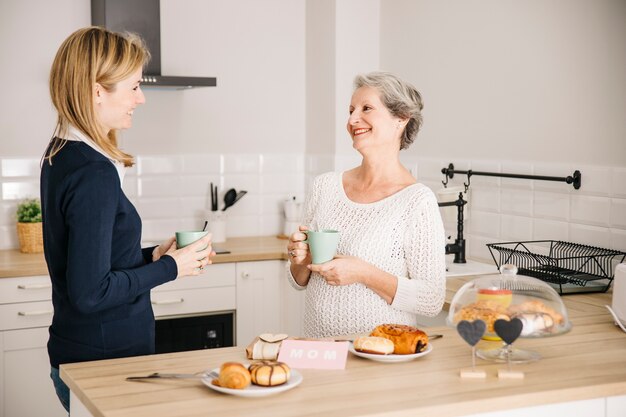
{"left": 60, "top": 280, "right": 626, "bottom": 417}
{"left": 0, "top": 236, "right": 289, "bottom": 278}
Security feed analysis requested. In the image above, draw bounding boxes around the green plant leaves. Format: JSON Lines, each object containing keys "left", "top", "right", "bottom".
{"left": 17, "top": 198, "right": 42, "bottom": 223}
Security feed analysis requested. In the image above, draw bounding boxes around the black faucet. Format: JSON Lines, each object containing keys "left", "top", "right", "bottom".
{"left": 438, "top": 192, "right": 466, "bottom": 264}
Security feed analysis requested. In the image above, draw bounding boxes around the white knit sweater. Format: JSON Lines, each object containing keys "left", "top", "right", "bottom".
{"left": 287, "top": 171, "right": 447, "bottom": 338}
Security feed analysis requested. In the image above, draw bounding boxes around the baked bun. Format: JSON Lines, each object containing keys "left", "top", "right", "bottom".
{"left": 453, "top": 300, "right": 510, "bottom": 333}
{"left": 370, "top": 324, "right": 429, "bottom": 355}
{"left": 508, "top": 300, "right": 564, "bottom": 336}
{"left": 215, "top": 362, "right": 251, "bottom": 390}
{"left": 353, "top": 336, "right": 394, "bottom": 355}
{"left": 248, "top": 361, "right": 290, "bottom": 387}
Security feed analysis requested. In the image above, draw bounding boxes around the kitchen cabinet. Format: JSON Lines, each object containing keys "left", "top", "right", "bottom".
{"left": 152, "top": 263, "right": 236, "bottom": 318}
{"left": 0, "top": 258, "right": 293, "bottom": 417}
{"left": 280, "top": 265, "right": 305, "bottom": 337}
{"left": 0, "top": 275, "right": 65, "bottom": 417}
{"left": 235, "top": 260, "right": 285, "bottom": 346}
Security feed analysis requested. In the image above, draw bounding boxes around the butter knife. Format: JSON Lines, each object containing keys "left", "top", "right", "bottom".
{"left": 126, "top": 371, "right": 218, "bottom": 381}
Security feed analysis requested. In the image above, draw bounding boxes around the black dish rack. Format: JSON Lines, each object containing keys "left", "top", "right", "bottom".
{"left": 487, "top": 240, "right": 625, "bottom": 295}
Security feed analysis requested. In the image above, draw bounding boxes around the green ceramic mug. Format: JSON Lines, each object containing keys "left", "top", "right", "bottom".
{"left": 175, "top": 230, "right": 209, "bottom": 249}
{"left": 304, "top": 229, "right": 340, "bottom": 264}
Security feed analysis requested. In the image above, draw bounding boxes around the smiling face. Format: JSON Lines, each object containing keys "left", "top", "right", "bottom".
{"left": 346, "top": 86, "right": 405, "bottom": 153}
{"left": 94, "top": 67, "right": 145, "bottom": 135}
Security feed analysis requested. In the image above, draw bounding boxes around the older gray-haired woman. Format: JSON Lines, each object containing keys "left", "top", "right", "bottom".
{"left": 286, "top": 71, "right": 447, "bottom": 338}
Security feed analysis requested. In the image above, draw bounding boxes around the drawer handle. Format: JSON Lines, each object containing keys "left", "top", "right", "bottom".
{"left": 151, "top": 298, "right": 184, "bottom": 305}
{"left": 18, "top": 310, "right": 53, "bottom": 316}
{"left": 17, "top": 283, "right": 52, "bottom": 290}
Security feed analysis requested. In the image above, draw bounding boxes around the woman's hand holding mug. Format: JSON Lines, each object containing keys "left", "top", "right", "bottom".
{"left": 287, "top": 225, "right": 311, "bottom": 265}
{"left": 168, "top": 233, "right": 214, "bottom": 277}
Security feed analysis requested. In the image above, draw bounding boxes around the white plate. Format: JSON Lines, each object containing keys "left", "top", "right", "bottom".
{"left": 202, "top": 368, "right": 303, "bottom": 397}
{"left": 348, "top": 342, "right": 433, "bottom": 363}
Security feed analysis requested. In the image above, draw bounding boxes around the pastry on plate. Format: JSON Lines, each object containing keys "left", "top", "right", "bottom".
{"left": 248, "top": 361, "right": 291, "bottom": 387}
{"left": 213, "top": 362, "right": 251, "bottom": 390}
{"left": 508, "top": 300, "right": 564, "bottom": 335}
{"left": 370, "top": 324, "right": 429, "bottom": 354}
{"left": 453, "top": 300, "right": 510, "bottom": 333}
{"left": 353, "top": 336, "right": 394, "bottom": 355}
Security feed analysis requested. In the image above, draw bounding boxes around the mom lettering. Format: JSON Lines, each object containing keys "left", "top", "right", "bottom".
{"left": 278, "top": 340, "right": 349, "bottom": 370}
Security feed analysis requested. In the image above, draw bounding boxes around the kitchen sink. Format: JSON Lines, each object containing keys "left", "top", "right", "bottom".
{"left": 445, "top": 255, "right": 498, "bottom": 278}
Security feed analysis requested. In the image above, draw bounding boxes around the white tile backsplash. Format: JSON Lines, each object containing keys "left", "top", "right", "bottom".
{"left": 138, "top": 177, "right": 180, "bottom": 198}
{"left": 470, "top": 186, "right": 500, "bottom": 213}
{"left": 532, "top": 162, "right": 575, "bottom": 193}
{"left": 262, "top": 154, "right": 305, "bottom": 173}
{"left": 133, "top": 197, "right": 182, "bottom": 219}
{"left": 500, "top": 161, "right": 533, "bottom": 189}
{"left": 226, "top": 214, "right": 261, "bottom": 237}
{"left": 500, "top": 214, "right": 533, "bottom": 241}
{"left": 610, "top": 228, "right": 626, "bottom": 252}
{"left": 468, "top": 211, "right": 500, "bottom": 237}
{"left": 610, "top": 198, "right": 626, "bottom": 229}
{"left": 1, "top": 158, "right": 40, "bottom": 177}
{"left": 182, "top": 154, "right": 222, "bottom": 174}
{"left": 532, "top": 218, "right": 570, "bottom": 241}
{"left": 610, "top": 167, "right": 626, "bottom": 198}
{"left": 569, "top": 223, "right": 611, "bottom": 248}
{"left": 137, "top": 155, "right": 183, "bottom": 175}
{"left": 223, "top": 154, "right": 260, "bottom": 174}
{"left": 0, "top": 154, "right": 625, "bottom": 255}
{"left": 468, "top": 160, "right": 500, "bottom": 187}
{"left": 260, "top": 173, "right": 305, "bottom": 194}
{"left": 0, "top": 225, "right": 18, "bottom": 250}
{"left": 2, "top": 181, "right": 39, "bottom": 200}
{"left": 1, "top": 202, "right": 17, "bottom": 226}
{"left": 500, "top": 188, "right": 533, "bottom": 216}
{"left": 576, "top": 165, "right": 610, "bottom": 196}
{"left": 570, "top": 195, "right": 610, "bottom": 227}
{"left": 122, "top": 176, "right": 138, "bottom": 198}
{"left": 534, "top": 191, "right": 570, "bottom": 221}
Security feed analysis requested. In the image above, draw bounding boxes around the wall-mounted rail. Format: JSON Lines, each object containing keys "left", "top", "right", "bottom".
{"left": 441, "top": 163, "right": 581, "bottom": 190}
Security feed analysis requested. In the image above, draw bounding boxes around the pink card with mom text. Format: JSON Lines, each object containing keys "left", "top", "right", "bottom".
{"left": 277, "top": 340, "right": 349, "bottom": 370}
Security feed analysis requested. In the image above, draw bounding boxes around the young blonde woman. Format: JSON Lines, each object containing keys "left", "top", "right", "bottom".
{"left": 287, "top": 72, "right": 446, "bottom": 338}
{"left": 42, "top": 27, "right": 213, "bottom": 411}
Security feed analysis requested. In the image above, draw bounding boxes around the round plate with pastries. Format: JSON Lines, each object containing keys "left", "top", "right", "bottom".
{"left": 202, "top": 363, "right": 303, "bottom": 397}
{"left": 349, "top": 341, "right": 432, "bottom": 363}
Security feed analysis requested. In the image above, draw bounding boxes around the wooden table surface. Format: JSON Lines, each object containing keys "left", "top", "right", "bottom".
{"left": 60, "top": 279, "right": 626, "bottom": 417}
{"left": 0, "top": 236, "right": 289, "bottom": 278}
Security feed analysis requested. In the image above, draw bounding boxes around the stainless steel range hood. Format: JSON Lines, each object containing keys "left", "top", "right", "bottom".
{"left": 91, "top": 0, "right": 216, "bottom": 89}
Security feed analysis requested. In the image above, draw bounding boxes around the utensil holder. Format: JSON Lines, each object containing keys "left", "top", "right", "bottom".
{"left": 208, "top": 212, "right": 226, "bottom": 243}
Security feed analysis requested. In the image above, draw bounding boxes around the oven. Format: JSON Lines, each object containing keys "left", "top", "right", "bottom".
{"left": 154, "top": 311, "right": 234, "bottom": 354}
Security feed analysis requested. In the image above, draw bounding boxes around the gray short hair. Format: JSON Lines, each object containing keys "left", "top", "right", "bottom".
{"left": 353, "top": 72, "right": 423, "bottom": 150}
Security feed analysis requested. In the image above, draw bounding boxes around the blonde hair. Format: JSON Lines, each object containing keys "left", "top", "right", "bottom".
{"left": 46, "top": 26, "right": 150, "bottom": 167}
{"left": 354, "top": 72, "right": 423, "bottom": 150}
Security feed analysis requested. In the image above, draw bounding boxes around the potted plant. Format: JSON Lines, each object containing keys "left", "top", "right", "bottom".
{"left": 16, "top": 198, "right": 43, "bottom": 253}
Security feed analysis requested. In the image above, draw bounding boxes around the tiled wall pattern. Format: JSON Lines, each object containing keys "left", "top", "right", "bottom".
{"left": 2, "top": 154, "right": 625, "bottom": 267}
{"left": 398, "top": 156, "right": 626, "bottom": 264}
{"left": 0, "top": 154, "right": 334, "bottom": 250}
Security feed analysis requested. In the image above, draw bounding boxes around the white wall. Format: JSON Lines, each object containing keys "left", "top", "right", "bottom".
{"left": 382, "top": 0, "right": 626, "bottom": 258}
{"left": 0, "top": 0, "right": 309, "bottom": 248}
{"left": 0, "top": 0, "right": 306, "bottom": 158}
{"left": 1, "top": 0, "right": 625, "bottom": 261}
{"left": 380, "top": 0, "right": 626, "bottom": 166}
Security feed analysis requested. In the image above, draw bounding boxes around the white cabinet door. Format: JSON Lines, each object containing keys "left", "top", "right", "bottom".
{"left": 1, "top": 327, "right": 66, "bottom": 417}
{"left": 280, "top": 264, "right": 306, "bottom": 337}
{"left": 235, "top": 261, "right": 283, "bottom": 346}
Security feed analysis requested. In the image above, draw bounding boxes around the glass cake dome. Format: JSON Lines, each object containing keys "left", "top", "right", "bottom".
{"left": 447, "top": 264, "right": 572, "bottom": 362}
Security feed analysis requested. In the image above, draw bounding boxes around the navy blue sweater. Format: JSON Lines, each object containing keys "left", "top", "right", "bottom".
{"left": 41, "top": 139, "right": 178, "bottom": 368}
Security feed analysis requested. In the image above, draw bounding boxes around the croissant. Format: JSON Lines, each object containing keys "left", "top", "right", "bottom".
{"left": 248, "top": 361, "right": 290, "bottom": 387}
{"left": 370, "top": 324, "right": 429, "bottom": 354}
{"left": 215, "top": 362, "right": 251, "bottom": 390}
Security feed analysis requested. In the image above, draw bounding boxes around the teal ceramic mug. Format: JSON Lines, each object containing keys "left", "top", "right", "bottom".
{"left": 175, "top": 230, "right": 209, "bottom": 250}
{"left": 304, "top": 229, "right": 340, "bottom": 264}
